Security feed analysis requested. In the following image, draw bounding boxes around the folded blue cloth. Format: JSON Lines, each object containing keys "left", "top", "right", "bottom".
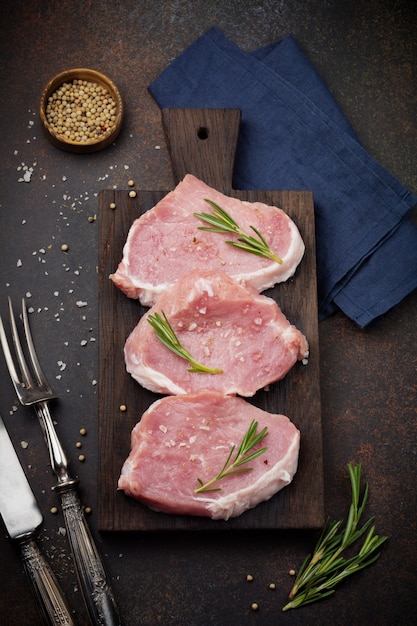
{"left": 149, "top": 28, "right": 417, "bottom": 327}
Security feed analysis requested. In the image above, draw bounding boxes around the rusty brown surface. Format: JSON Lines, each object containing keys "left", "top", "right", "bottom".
{"left": 0, "top": 1, "right": 416, "bottom": 624}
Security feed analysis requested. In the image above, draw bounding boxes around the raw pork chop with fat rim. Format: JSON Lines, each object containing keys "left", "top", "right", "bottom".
{"left": 110, "top": 174, "right": 305, "bottom": 306}
{"left": 118, "top": 391, "right": 300, "bottom": 520}
{"left": 124, "top": 268, "right": 309, "bottom": 397}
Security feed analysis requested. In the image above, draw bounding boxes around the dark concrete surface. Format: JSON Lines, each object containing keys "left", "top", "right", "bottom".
{"left": 0, "top": 1, "right": 416, "bottom": 625}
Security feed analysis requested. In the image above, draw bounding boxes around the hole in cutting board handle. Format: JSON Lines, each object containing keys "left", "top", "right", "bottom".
{"left": 197, "top": 126, "right": 209, "bottom": 140}
{"left": 161, "top": 108, "right": 242, "bottom": 189}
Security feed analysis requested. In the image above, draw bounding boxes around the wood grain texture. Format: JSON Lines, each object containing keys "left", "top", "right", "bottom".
{"left": 98, "top": 109, "right": 324, "bottom": 531}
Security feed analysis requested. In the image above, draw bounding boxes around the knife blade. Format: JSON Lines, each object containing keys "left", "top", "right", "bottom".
{"left": 0, "top": 413, "right": 74, "bottom": 625}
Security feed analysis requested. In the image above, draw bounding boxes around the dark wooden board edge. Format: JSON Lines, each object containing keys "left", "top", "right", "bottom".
{"left": 98, "top": 188, "right": 324, "bottom": 532}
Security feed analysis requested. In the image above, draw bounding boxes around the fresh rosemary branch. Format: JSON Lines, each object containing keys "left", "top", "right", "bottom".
{"left": 147, "top": 310, "right": 223, "bottom": 375}
{"left": 194, "top": 199, "right": 283, "bottom": 264}
{"left": 282, "top": 463, "right": 388, "bottom": 611}
{"left": 195, "top": 419, "right": 268, "bottom": 493}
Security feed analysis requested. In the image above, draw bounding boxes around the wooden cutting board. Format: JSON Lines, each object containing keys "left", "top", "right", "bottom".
{"left": 97, "top": 108, "right": 324, "bottom": 531}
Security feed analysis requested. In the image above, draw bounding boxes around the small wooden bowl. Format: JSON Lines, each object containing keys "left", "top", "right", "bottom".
{"left": 39, "top": 68, "right": 123, "bottom": 153}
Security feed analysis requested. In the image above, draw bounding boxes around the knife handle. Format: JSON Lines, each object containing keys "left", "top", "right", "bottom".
{"left": 21, "top": 538, "right": 74, "bottom": 626}
{"left": 55, "top": 482, "right": 121, "bottom": 626}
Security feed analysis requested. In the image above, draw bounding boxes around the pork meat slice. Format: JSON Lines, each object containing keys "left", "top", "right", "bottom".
{"left": 118, "top": 391, "right": 300, "bottom": 520}
{"left": 124, "top": 268, "right": 309, "bottom": 397}
{"left": 110, "top": 174, "right": 305, "bottom": 306}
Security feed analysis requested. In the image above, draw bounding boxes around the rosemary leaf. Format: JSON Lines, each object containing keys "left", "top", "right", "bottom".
{"left": 195, "top": 420, "right": 268, "bottom": 493}
{"left": 147, "top": 311, "right": 223, "bottom": 375}
{"left": 194, "top": 199, "right": 283, "bottom": 264}
{"left": 282, "top": 463, "right": 388, "bottom": 611}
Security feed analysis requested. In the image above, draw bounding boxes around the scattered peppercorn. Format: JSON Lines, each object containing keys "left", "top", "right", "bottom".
{"left": 79, "top": 428, "right": 87, "bottom": 436}
{"left": 75, "top": 441, "right": 82, "bottom": 448}
{"left": 87, "top": 215, "right": 96, "bottom": 223}
{"left": 78, "top": 454, "right": 85, "bottom": 462}
{"left": 84, "top": 507, "right": 92, "bottom": 515}
{"left": 109, "top": 202, "right": 116, "bottom": 209}
{"left": 128, "top": 190, "right": 137, "bottom": 198}
{"left": 61, "top": 244, "right": 69, "bottom": 252}
{"left": 50, "top": 507, "right": 58, "bottom": 514}
{"left": 246, "top": 574, "right": 254, "bottom": 582}
{"left": 127, "top": 179, "right": 135, "bottom": 187}
{"left": 289, "top": 569, "right": 296, "bottom": 576}
{"left": 268, "top": 583, "right": 276, "bottom": 590}
{"left": 45, "top": 79, "right": 117, "bottom": 143}
{"left": 119, "top": 404, "right": 127, "bottom": 412}
{"left": 250, "top": 603, "right": 259, "bottom": 611}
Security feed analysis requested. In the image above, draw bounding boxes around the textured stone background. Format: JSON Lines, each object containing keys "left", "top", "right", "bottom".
{"left": 0, "top": 1, "right": 416, "bottom": 624}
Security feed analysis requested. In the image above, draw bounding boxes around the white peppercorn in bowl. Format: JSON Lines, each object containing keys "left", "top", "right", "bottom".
{"left": 39, "top": 68, "right": 123, "bottom": 153}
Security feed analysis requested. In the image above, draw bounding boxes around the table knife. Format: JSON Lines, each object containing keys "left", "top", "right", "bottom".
{"left": 0, "top": 413, "right": 74, "bottom": 625}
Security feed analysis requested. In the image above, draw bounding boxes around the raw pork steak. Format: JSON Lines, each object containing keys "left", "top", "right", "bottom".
{"left": 118, "top": 391, "right": 300, "bottom": 520}
{"left": 110, "top": 174, "right": 305, "bottom": 306}
{"left": 124, "top": 268, "right": 309, "bottom": 397}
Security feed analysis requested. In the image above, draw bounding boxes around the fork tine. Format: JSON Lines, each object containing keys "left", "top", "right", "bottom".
{"left": 0, "top": 310, "right": 23, "bottom": 395}
{"left": 20, "top": 297, "right": 53, "bottom": 392}
{"left": 7, "top": 297, "right": 35, "bottom": 389}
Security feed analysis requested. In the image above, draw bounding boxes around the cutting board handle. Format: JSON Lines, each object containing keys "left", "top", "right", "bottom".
{"left": 161, "top": 108, "right": 241, "bottom": 193}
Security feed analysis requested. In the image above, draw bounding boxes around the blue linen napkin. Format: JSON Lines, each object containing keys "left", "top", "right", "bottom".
{"left": 149, "top": 27, "right": 417, "bottom": 327}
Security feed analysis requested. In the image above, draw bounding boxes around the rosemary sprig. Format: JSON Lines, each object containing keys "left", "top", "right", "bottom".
{"left": 195, "top": 419, "right": 268, "bottom": 493}
{"left": 194, "top": 199, "right": 283, "bottom": 264}
{"left": 147, "top": 310, "right": 223, "bottom": 375}
{"left": 282, "top": 463, "right": 388, "bottom": 611}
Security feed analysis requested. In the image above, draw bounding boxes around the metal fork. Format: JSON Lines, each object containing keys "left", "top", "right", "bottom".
{"left": 0, "top": 297, "right": 121, "bottom": 626}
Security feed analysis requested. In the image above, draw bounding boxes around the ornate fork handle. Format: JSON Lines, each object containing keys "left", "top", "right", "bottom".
{"left": 56, "top": 486, "right": 120, "bottom": 626}
{"left": 36, "top": 402, "right": 120, "bottom": 626}
{"left": 21, "top": 538, "right": 74, "bottom": 626}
